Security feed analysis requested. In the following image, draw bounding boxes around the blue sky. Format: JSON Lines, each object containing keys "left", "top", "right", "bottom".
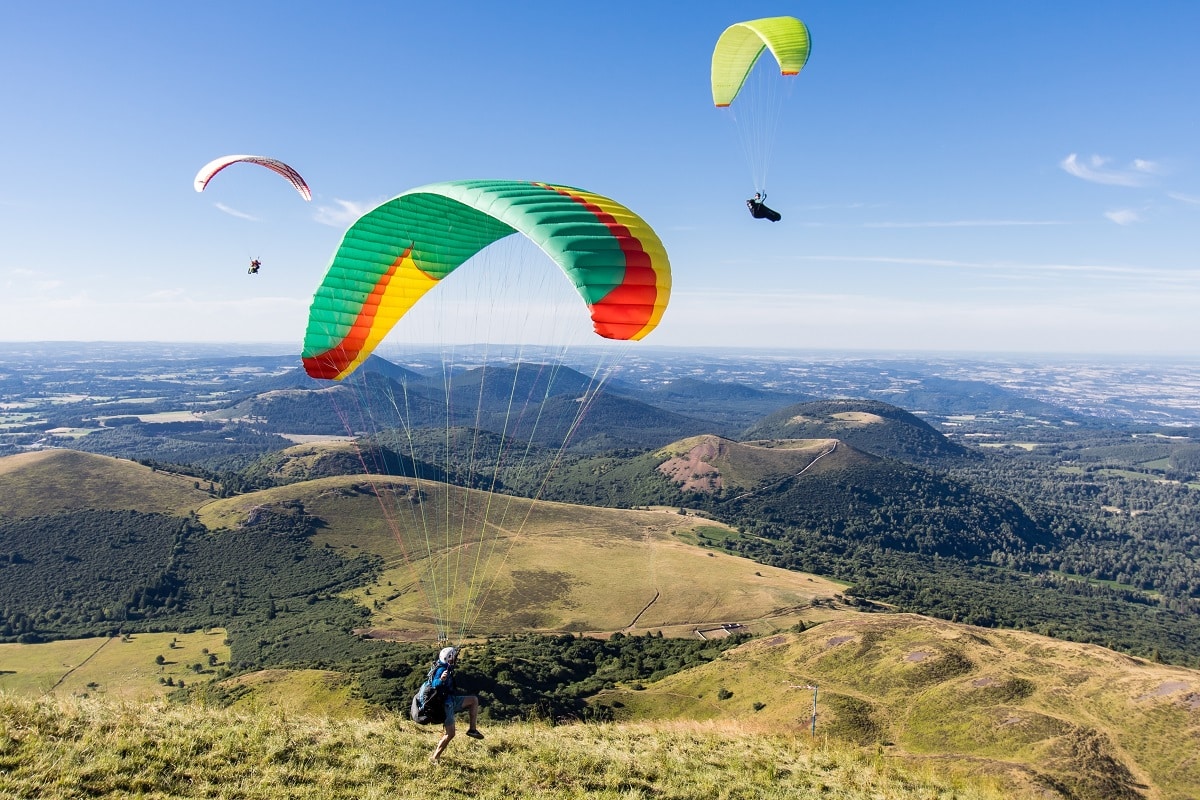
{"left": 1, "top": 2, "right": 1198, "bottom": 355}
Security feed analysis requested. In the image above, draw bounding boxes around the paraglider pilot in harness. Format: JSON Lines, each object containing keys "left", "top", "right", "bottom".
{"left": 414, "top": 646, "right": 483, "bottom": 762}
{"left": 747, "top": 192, "right": 781, "bottom": 222}
{"left": 248, "top": 259, "right": 262, "bottom": 274}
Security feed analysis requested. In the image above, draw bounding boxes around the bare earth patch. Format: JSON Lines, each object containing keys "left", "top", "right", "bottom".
{"left": 657, "top": 439, "right": 726, "bottom": 492}
{"left": 830, "top": 411, "right": 885, "bottom": 425}
{"left": 353, "top": 628, "right": 430, "bottom": 642}
{"left": 1137, "top": 680, "right": 1191, "bottom": 701}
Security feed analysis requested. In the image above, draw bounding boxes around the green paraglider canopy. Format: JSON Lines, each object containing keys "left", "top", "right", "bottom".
{"left": 302, "top": 179, "right": 671, "bottom": 381}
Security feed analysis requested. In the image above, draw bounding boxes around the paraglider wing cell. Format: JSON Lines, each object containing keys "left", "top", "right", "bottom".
{"left": 194, "top": 155, "right": 312, "bottom": 201}
{"left": 711, "top": 16, "right": 811, "bottom": 107}
{"left": 301, "top": 180, "right": 672, "bottom": 380}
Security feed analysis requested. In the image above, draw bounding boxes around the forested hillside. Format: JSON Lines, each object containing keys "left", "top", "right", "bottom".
{"left": 743, "top": 398, "right": 973, "bottom": 464}
{"left": 529, "top": 423, "right": 1200, "bottom": 665}
{"left": 0, "top": 504, "right": 377, "bottom": 648}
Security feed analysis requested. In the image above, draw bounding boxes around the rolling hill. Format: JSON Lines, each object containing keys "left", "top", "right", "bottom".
{"left": 743, "top": 398, "right": 974, "bottom": 464}
{"left": 0, "top": 449, "right": 212, "bottom": 518}
{"left": 654, "top": 434, "right": 841, "bottom": 494}
{"left": 595, "top": 613, "right": 1200, "bottom": 800}
{"left": 3, "top": 441, "right": 1200, "bottom": 798}
{"left": 539, "top": 433, "right": 1050, "bottom": 561}
{"left": 206, "top": 358, "right": 714, "bottom": 449}
{"left": 0, "top": 448, "right": 843, "bottom": 644}
{"left": 711, "top": 438, "right": 1053, "bottom": 559}
{"left": 872, "top": 375, "right": 1087, "bottom": 421}
{"left": 196, "top": 476, "right": 847, "bottom": 638}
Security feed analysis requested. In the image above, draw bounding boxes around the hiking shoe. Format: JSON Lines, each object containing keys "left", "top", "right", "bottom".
{"left": 466, "top": 729, "right": 484, "bottom": 739}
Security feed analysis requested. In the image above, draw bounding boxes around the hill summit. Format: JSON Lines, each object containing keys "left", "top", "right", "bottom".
{"left": 742, "top": 398, "right": 972, "bottom": 464}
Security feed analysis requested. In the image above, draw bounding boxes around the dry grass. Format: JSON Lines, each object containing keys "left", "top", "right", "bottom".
{"left": 0, "top": 450, "right": 212, "bottom": 517}
{"left": 197, "top": 475, "right": 844, "bottom": 638}
{"left": 0, "top": 691, "right": 1010, "bottom": 799}
{"left": 596, "top": 614, "right": 1200, "bottom": 800}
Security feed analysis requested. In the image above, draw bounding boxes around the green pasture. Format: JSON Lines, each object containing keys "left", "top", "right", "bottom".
{"left": 0, "top": 412, "right": 44, "bottom": 429}
{"left": 0, "top": 629, "right": 229, "bottom": 701}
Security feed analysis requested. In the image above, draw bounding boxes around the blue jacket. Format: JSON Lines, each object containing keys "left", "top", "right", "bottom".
{"left": 429, "top": 661, "right": 457, "bottom": 695}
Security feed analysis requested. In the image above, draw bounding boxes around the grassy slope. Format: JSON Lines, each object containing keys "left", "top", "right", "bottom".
{"left": 197, "top": 475, "right": 847, "bottom": 638}
{"left": 243, "top": 440, "right": 363, "bottom": 482}
{"left": 220, "top": 668, "right": 371, "bottom": 720}
{"left": 595, "top": 613, "right": 1200, "bottom": 800}
{"left": 0, "top": 630, "right": 229, "bottom": 701}
{"left": 0, "top": 449, "right": 212, "bottom": 518}
{"left": 0, "top": 691, "right": 1010, "bottom": 800}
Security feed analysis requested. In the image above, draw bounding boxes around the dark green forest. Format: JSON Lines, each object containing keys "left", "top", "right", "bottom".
{"left": 189, "top": 629, "right": 750, "bottom": 724}
{"left": 0, "top": 505, "right": 376, "bottom": 647}
{"left": 68, "top": 421, "right": 293, "bottom": 473}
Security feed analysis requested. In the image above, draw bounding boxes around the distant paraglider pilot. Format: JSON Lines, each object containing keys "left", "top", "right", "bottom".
{"left": 248, "top": 259, "right": 262, "bottom": 274}
{"left": 747, "top": 192, "right": 781, "bottom": 222}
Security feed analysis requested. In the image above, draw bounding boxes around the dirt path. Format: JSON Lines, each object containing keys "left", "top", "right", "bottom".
{"left": 731, "top": 441, "right": 837, "bottom": 502}
{"left": 624, "top": 590, "right": 661, "bottom": 630}
{"left": 49, "top": 636, "right": 113, "bottom": 693}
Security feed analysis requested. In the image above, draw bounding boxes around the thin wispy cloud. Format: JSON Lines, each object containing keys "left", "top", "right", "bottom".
{"left": 314, "top": 198, "right": 377, "bottom": 227}
{"left": 1105, "top": 209, "right": 1141, "bottom": 225}
{"left": 1168, "top": 191, "right": 1200, "bottom": 205}
{"left": 797, "top": 254, "right": 1200, "bottom": 283}
{"left": 1060, "top": 153, "right": 1158, "bottom": 187}
{"left": 214, "top": 203, "right": 258, "bottom": 221}
{"left": 863, "top": 219, "right": 1065, "bottom": 229}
